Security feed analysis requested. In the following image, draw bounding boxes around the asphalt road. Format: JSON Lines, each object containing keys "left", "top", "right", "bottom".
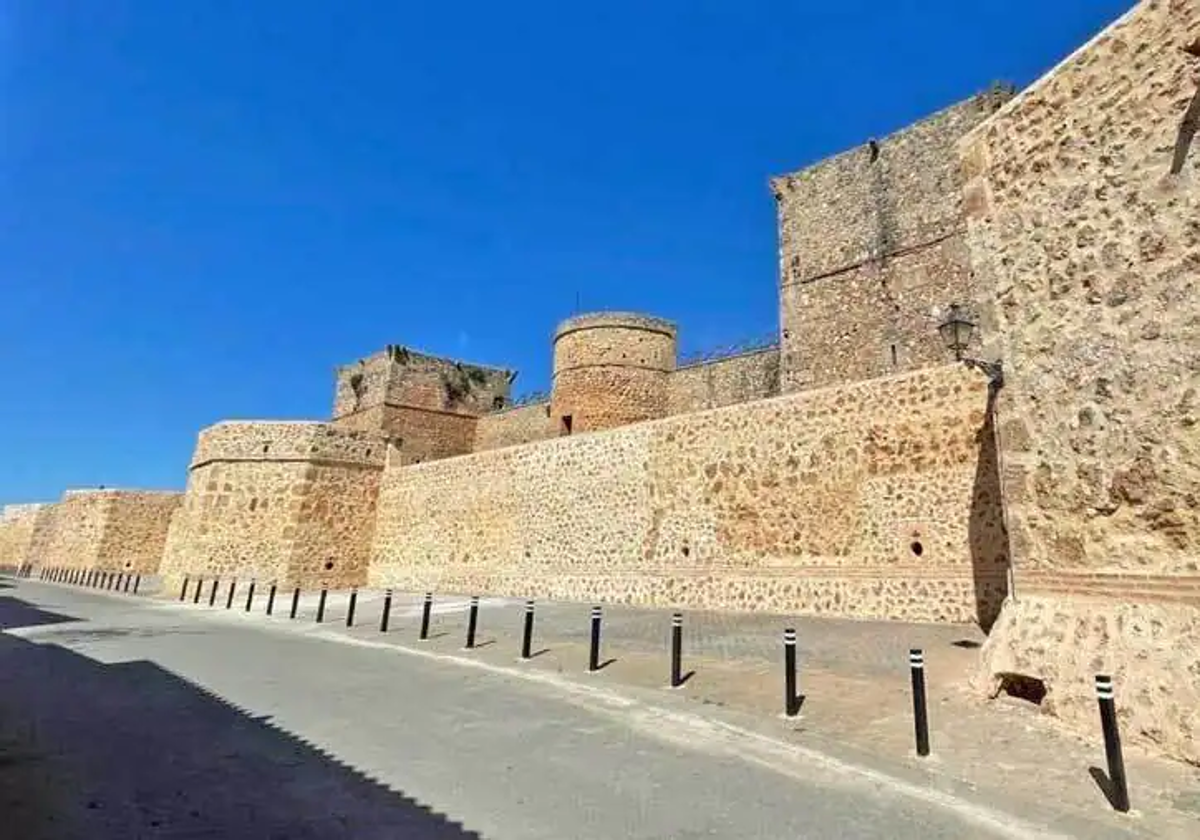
{"left": 0, "top": 578, "right": 1072, "bottom": 839}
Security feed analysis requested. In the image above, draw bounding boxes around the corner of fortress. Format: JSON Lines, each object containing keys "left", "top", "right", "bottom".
{"left": 5, "top": 1, "right": 1197, "bottom": 764}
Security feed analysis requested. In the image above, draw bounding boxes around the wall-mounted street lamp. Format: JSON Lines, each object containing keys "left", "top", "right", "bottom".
{"left": 937, "top": 303, "right": 1004, "bottom": 389}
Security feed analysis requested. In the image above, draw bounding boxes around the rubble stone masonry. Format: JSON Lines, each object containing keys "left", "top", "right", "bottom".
{"left": 961, "top": 0, "right": 1200, "bottom": 762}
{"left": 773, "top": 89, "right": 1011, "bottom": 393}
{"left": 159, "top": 421, "right": 385, "bottom": 593}
{"left": 0, "top": 503, "right": 50, "bottom": 570}
{"left": 370, "top": 364, "right": 1008, "bottom": 625}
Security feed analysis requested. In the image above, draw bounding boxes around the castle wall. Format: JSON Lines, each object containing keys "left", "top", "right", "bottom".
{"left": 960, "top": 0, "right": 1200, "bottom": 762}
{"left": 332, "top": 347, "right": 509, "bottom": 463}
{"left": 371, "top": 364, "right": 1007, "bottom": 623}
{"left": 0, "top": 504, "right": 49, "bottom": 570}
{"left": 551, "top": 313, "right": 677, "bottom": 434}
{"left": 29, "top": 490, "right": 112, "bottom": 572}
{"left": 160, "top": 422, "right": 385, "bottom": 592}
{"left": 473, "top": 402, "right": 555, "bottom": 452}
{"left": 95, "top": 492, "right": 183, "bottom": 574}
{"left": 773, "top": 90, "right": 1011, "bottom": 392}
{"left": 667, "top": 349, "right": 780, "bottom": 415}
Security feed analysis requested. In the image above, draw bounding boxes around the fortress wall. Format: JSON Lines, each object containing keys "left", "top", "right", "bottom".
{"left": 667, "top": 348, "right": 780, "bottom": 415}
{"left": 160, "top": 422, "right": 385, "bottom": 593}
{"left": 773, "top": 90, "right": 1011, "bottom": 392}
{"left": 30, "top": 490, "right": 112, "bottom": 572}
{"left": 960, "top": 0, "right": 1200, "bottom": 762}
{"left": 0, "top": 504, "right": 49, "bottom": 569}
{"left": 551, "top": 313, "right": 677, "bottom": 433}
{"left": 473, "top": 402, "right": 555, "bottom": 452}
{"left": 95, "top": 492, "right": 183, "bottom": 574}
{"left": 371, "top": 364, "right": 1007, "bottom": 624}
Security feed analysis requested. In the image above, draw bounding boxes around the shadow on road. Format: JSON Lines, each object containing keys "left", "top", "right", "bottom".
{"left": 0, "top": 595, "right": 483, "bottom": 839}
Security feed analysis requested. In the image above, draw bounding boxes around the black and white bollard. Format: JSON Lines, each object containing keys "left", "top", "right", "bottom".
{"left": 419, "top": 592, "right": 432, "bottom": 640}
{"left": 670, "top": 613, "right": 684, "bottom": 688}
{"left": 194, "top": 578, "right": 204, "bottom": 604}
{"left": 520, "top": 600, "right": 535, "bottom": 660}
{"left": 465, "top": 596, "right": 479, "bottom": 649}
{"left": 346, "top": 589, "right": 358, "bottom": 627}
{"left": 290, "top": 587, "right": 300, "bottom": 620}
{"left": 209, "top": 578, "right": 219, "bottom": 607}
{"left": 123, "top": 573, "right": 132, "bottom": 593}
{"left": 1095, "top": 675, "right": 1130, "bottom": 813}
{"left": 316, "top": 587, "right": 327, "bottom": 623}
{"left": 380, "top": 589, "right": 392, "bottom": 633}
{"left": 180, "top": 576, "right": 189, "bottom": 601}
{"left": 133, "top": 575, "right": 140, "bottom": 594}
{"left": 784, "top": 628, "right": 799, "bottom": 717}
{"left": 589, "top": 606, "right": 603, "bottom": 672}
{"left": 266, "top": 582, "right": 277, "bottom": 616}
{"left": 245, "top": 579, "right": 256, "bottom": 612}
{"left": 225, "top": 579, "right": 236, "bottom": 610}
{"left": 909, "top": 649, "right": 930, "bottom": 757}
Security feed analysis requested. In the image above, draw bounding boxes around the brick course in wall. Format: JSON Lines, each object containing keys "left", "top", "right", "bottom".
{"left": 667, "top": 349, "right": 780, "bottom": 415}
{"left": 370, "top": 364, "right": 1008, "bottom": 625}
{"left": 961, "top": 0, "right": 1200, "bottom": 763}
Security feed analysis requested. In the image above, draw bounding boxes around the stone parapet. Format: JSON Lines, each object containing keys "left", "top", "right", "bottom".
{"left": 191, "top": 421, "right": 386, "bottom": 469}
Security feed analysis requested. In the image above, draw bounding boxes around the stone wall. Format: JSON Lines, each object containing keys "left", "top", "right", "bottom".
{"left": 159, "top": 421, "right": 384, "bottom": 593}
{"left": 0, "top": 503, "right": 49, "bottom": 570}
{"left": 667, "top": 349, "right": 780, "bottom": 415}
{"left": 960, "top": 0, "right": 1200, "bottom": 762}
{"left": 371, "top": 364, "right": 1008, "bottom": 624}
{"left": 95, "top": 492, "right": 183, "bottom": 574}
{"left": 551, "top": 313, "right": 678, "bottom": 434}
{"left": 773, "top": 89, "right": 1012, "bottom": 392}
{"left": 16, "top": 491, "right": 182, "bottom": 575}
{"left": 31, "top": 490, "right": 111, "bottom": 573}
{"left": 473, "top": 401, "right": 555, "bottom": 452}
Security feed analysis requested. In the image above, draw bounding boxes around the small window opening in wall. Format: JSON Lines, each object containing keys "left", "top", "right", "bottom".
{"left": 681, "top": 545, "right": 690, "bottom": 558}
{"left": 124, "top": 561, "right": 132, "bottom": 569}
{"left": 493, "top": 396, "right": 506, "bottom": 410}
{"left": 364, "top": 448, "right": 372, "bottom": 458}
{"left": 997, "top": 672, "right": 1047, "bottom": 706}
{"left": 262, "top": 443, "right": 271, "bottom": 454}
{"left": 324, "top": 560, "right": 334, "bottom": 571}
{"left": 868, "top": 139, "right": 880, "bottom": 163}
{"left": 910, "top": 540, "right": 924, "bottom": 557}
{"left": 561, "top": 414, "right": 573, "bottom": 435}
{"left": 890, "top": 343, "right": 898, "bottom": 368}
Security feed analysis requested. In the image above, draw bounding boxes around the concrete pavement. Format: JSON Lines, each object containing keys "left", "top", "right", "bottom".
{"left": 0, "top": 577, "right": 1187, "bottom": 838}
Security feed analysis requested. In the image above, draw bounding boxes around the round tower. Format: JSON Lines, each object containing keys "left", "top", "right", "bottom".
{"left": 550, "top": 312, "right": 677, "bottom": 434}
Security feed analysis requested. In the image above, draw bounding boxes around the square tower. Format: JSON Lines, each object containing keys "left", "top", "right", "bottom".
{"left": 771, "top": 86, "right": 1013, "bottom": 392}
{"left": 331, "top": 345, "right": 515, "bottom": 464}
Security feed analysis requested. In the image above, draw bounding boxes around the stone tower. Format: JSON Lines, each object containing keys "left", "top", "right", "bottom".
{"left": 550, "top": 312, "right": 677, "bottom": 434}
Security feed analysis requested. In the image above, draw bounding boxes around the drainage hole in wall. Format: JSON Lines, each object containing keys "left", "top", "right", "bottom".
{"left": 910, "top": 541, "right": 924, "bottom": 557}
{"left": 324, "top": 561, "right": 334, "bottom": 571}
{"left": 998, "top": 672, "right": 1047, "bottom": 706}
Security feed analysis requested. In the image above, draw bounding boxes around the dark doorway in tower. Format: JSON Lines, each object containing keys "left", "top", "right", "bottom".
{"left": 560, "top": 415, "right": 573, "bottom": 436}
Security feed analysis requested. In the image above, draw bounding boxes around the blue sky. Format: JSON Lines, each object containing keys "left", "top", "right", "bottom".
{"left": 0, "top": 0, "right": 1129, "bottom": 503}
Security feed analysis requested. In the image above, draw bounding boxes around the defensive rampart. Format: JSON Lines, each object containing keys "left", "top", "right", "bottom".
{"left": 159, "top": 421, "right": 386, "bottom": 592}
{"left": 961, "top": 0, "right": 1200, "bottom": 763}
{"left": 370, "top": 364, "right": 1007, "bottom": 624}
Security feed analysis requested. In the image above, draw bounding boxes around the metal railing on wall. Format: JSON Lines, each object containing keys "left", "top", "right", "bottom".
{"left": 677, "top": 334, "right": 779, "bottom": 368}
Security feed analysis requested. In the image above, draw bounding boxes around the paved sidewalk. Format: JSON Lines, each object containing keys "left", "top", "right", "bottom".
{"left": 34, "top": 576, "right": 1200, "bottom": 837}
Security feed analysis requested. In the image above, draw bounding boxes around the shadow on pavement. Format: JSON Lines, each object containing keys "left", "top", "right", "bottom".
{"left": 0, "top": 595, "right": 483, "bottom": 839}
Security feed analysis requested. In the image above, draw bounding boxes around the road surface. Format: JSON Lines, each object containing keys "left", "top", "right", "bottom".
{"left": 0, "top": 578, "right": 1084, "bottom": 839}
